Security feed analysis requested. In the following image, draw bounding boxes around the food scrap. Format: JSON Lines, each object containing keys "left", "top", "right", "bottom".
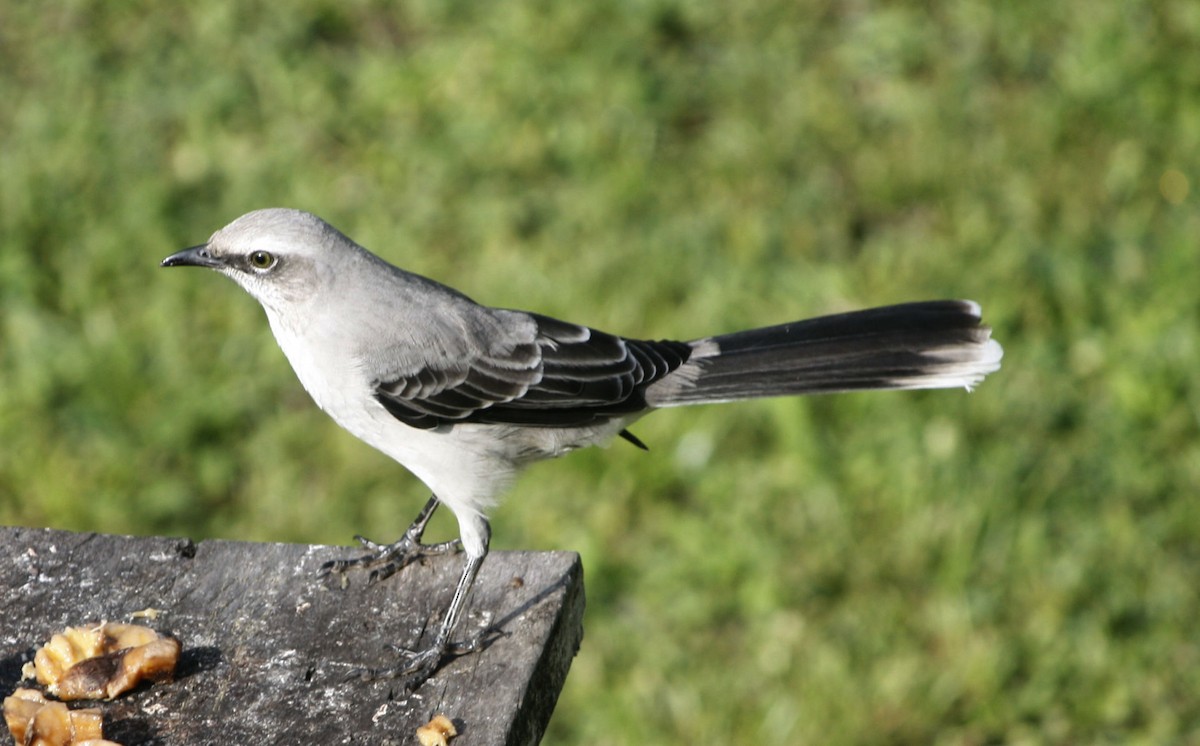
{"left": 415, "top": 713, "right": 457, "bottom": 746}
{"left": 2, "top": 687, "right": 120, "bottom": 746}
{"left": 33, "top": 623, "right": 181, "bottom": 701}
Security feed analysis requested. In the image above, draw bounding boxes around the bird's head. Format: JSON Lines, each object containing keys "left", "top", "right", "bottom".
{"left": 161, "top": 208, "right": 345, "bottom": 311}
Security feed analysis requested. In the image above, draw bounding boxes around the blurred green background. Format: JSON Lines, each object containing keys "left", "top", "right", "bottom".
{"left": 2, "top": 1, "right": 1198, "bottom": 743}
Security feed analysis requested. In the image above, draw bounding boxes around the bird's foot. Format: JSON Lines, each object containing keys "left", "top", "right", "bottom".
{"left": 351, "top": 631, "right": 489, "bottom": 691}
{"left": 319, "top": 531, "right": 461, "bottom": 586}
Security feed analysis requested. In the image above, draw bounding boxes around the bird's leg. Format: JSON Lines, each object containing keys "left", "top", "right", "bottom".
{"left": 330, "top": 504, "right": 491, "bottom": 689}
{"left": 364, "top": 549, "right": 488, "bottom": 690}
{"left": 319, "top": 494, "right": 460, "bottom": 584}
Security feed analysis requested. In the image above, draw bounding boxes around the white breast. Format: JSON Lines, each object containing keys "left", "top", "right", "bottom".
{"left": 264, "top": 307, "right": 514, "bottom": 557}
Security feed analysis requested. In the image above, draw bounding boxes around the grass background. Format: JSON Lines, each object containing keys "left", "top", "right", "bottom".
{"left": 2, "top": 1, "right": 1198, "bottom": 743}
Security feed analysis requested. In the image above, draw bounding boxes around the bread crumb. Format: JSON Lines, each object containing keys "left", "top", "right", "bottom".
{"left": 415, "top": 713, "right": 457, "bottom": 746}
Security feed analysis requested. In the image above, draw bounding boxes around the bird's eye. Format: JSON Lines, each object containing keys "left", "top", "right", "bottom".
{"left": 248, "top": 250, "right": 276, "bottom": 270}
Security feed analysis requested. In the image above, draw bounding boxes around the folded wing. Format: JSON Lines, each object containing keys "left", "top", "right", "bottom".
{"left": 373, "top": 313, "right": 692, "bottom": 430}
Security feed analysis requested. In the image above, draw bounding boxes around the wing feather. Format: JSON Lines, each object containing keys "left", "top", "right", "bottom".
{"left": 373, "top": 311, "right": 691, "bottom": 430}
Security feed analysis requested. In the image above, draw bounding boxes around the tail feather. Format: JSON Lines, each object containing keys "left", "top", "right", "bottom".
{"left": 645, "top": 300, "right": 1002, "bottom": 406}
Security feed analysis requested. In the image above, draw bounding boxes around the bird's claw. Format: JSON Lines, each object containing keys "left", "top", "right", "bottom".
{"left": 318, "top": 531, "right": 461, "bottom": 585}
{"left": 346, "top": 644, "right": 445, "bottom": 691}
{"left": 350, "top": 622, "right": 494, "bottom": 691}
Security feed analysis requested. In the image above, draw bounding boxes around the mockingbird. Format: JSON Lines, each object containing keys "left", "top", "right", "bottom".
{"left": 162, "top": 208, "right": 1002, "bottom": 689}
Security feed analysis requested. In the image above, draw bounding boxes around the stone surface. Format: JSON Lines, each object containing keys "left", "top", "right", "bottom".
{"left": 0, "top": 526, "right": 584, "bottom": 745}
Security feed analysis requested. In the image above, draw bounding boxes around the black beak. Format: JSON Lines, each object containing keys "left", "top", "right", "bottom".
{"left": 161, "top": 244, "right": 223, "bottom": 269}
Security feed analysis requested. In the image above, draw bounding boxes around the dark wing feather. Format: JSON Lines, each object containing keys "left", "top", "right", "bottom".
{"left": 374, "top": 312, "right": 691, "bottom": 430}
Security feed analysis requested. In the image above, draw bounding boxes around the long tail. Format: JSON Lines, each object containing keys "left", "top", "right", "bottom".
{"left": 644, "top": 300, "right": 1003, "bottom": 407}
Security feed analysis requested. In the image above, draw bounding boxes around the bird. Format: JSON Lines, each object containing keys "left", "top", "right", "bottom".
{"left": 161, "top": 207, "right": 1003, "bottom": 689}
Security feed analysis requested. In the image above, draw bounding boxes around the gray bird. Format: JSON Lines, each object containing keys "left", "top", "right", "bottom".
{"left": 162, "top": 208, "right": 1003, "bottom": 689}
